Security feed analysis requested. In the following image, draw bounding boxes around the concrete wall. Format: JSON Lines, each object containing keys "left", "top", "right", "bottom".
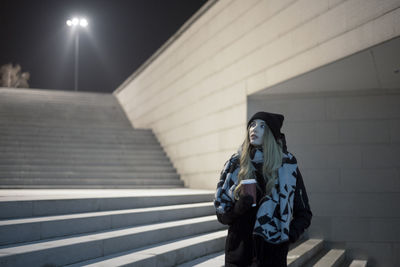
{"left": 249, "top": 88, "right": 400, "bottom": 266}
{"left": 115, "top": 0, "right": 400, "bottom": 189}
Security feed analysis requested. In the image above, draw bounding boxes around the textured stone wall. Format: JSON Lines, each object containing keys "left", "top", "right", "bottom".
{"left": 115, "top": 0, "right": 400, "bottom": 190}
{"left": 249, "top": 88, "right": 400, "bottom": 266}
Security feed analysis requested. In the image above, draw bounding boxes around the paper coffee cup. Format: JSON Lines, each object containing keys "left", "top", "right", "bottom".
{"left": 240, "top": 179, "right": 257, "bottom": 207}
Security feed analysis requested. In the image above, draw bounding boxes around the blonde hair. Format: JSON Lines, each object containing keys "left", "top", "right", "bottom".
{"left": 234, "top": 124, "right": 283, "bottom": 199}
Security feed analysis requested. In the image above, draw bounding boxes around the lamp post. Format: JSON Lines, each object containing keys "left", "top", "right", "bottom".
{"left": 66, "top": 17, "right": 88, "bottom": 91}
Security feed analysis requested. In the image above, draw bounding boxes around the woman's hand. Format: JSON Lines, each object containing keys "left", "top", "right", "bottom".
{"left": 233, "top": 195, "right": 254, "bottom": 215}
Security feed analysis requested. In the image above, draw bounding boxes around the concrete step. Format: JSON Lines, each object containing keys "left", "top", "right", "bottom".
{"left": 349, "top": 259, "right": 368, "bottom": 267}
{"left": 0, "top": 108, "right": 126, "bottom": 115}
{"left": 0, "top": 176, "right": 181, "bottom": 182}
{"left": 0, "top": 88, "right": 118, "bottom": 102}
{"left": 178, "top": 238, "right": 325, "bottom": 267}
{"left": 0, "top": 118, "right": 131, "bottom": 128}
{"left": 0, "top": 113, "right": 127, "bottom": 120}
{"left": 0, "top": 100, "right": 122, "bottom": 108}
{"left": 176, "top": 251, "right": 225, "bottom": 267}
{"left": 0, "top": 178, "right": 183, "bottom": 187}
{"left": 0, "top": 146, "right": 165, "bottom": 154}
{"left": 4, "top": 130, "right": 144, "bottom": 145}
{"left": 0, "top": 104, "right": 128, "bottom": 112}
{"left": 0, "top": 105, "right": 124, "bottom": 112}
{"left": 0, "top": 215, "right": 223, "bottom": 267}
{"left": 0, "top": 164, "right": 176, "bottom": 173}
{"left": 0, "top": 103, "right": 126, "bottom": 112}
{"left": 0, "top": 154, "right": 170, "bottom": 164}
{"left": 0, "top": 125, "right": 140, "bottom": 132}
{"left": 0, "top": 171, "right": 179, "bottom": 179}
{"left": 0, "top": 202, "right": 214, "bottom": 246}
{"left": 0, "top": 151, "right": 167, "bottom": 161}
{"left": 0, "top": 152, "right": 170, "bottom": 161}
{"left": 0, "top": 92, "right": 116, "bottom": 99}
{"left": 287, "top": 239, "right": 324, "bottom": 267}
{"left": 313, "top": 249, "right": 346, "bottom": 267}
{"left": 0, "top": 184, "right": 184, "bottom": 189}
{"left": 0, "top": 138, "right": 156, "bottom": 148}
{"left": 0, "top": 137, "right": 159, "bottom": 146}
{"left": 0, "top": 184, "right": 185, "bottom": 190}
{"left": 0, "top": 96, "right": 115, "bottom": 103}
{"left": 65, "top": 230, "right": 227, "bottom": 267}
{"left": 0, "top": 134, "right": 159, "bottom": 143}
{"left": 0, "top": 131, "right": 156, "bottom": 141}
{"left": 0, "top": 189, "right": 214, "bottom": 219}
{"left": 0, "top": 107, "right": 124, "bottom": 112}
{"left": 0, "top": 158, "right": 172, "bottom": 166}
{"left": 0, "top": 158, "right": 173, "bottom": 166}
{"left": 0, "top": 144, "right": 165, "bottom": 154}
{"left": 0, "top": 117, "right": 131, "bottom": 126}
{"left": 0, "top": 123, "right": 149, "bottom": 133}
{"left": 0, "top": 95, "right": 120, "bottom": 103}
{"left": 0, "top": 101, "right": 122, "bottom": 108}
{"left": 0, "top": 113, "right": 128, "bottom": 120}
{"left": 0, "top": 124, "right": 151, "bottom": 135}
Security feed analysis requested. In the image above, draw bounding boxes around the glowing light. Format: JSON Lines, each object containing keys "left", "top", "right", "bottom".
{"left": 72, "top": 18, "right": 79, "bottom": 26}
{"left": 80, "top": 18, "right": 88, "bottom": 27}
{"left": 66, "top": 17, "right": 89, "bottom": 28}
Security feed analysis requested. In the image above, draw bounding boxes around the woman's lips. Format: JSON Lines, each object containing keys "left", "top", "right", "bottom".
{"left": 251, "top": 134, "right": 258, "bottom": 139}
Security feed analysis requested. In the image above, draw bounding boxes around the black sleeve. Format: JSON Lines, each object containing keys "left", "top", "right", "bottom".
{"left": 216, "top": 209, "right": 239, "bottom": 225}
{"left": 216, "top": 195, "right": 254, "bottom": 225}
{"left": 289, "top": 167, "right": 312, "bottom": 243}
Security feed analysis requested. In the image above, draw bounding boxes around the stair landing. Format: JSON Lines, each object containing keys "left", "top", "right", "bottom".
{"left": 0, "top": 188, "right": 214, "bottom": 201}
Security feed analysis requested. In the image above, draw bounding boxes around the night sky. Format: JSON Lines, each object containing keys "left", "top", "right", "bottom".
{"left": 0, "top": 0, "right": 207, "bottom": 93}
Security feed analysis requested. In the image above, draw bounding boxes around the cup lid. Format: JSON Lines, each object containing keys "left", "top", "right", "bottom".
{"left": 240, "top": 179, "right": 257, "bottom": 184}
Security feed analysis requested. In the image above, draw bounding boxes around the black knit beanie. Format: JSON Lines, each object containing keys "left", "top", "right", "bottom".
{"left": 247, "top": 111, "right": 284, "bottom": 142}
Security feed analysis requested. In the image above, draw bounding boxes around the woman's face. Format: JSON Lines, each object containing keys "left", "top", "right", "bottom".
{"left": 248, "top": 119, "right": 266, "bottom": 146}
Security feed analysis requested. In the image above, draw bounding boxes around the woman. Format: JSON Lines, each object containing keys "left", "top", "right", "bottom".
{"left": 214, "top": 111, "right": 312, "bottom": 267}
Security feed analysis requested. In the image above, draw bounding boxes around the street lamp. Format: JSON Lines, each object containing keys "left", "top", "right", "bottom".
{"left": 66, "top": 17, "right": 88, "bottom": 91}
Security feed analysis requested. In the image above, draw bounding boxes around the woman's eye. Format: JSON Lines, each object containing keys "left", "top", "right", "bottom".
{"left": 261, "top": 124, "right": 265, "bottom": 128}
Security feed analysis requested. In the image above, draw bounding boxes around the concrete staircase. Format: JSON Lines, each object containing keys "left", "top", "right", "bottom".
{"left": 177, "top": 238, "right": 368, "bottom": 267}
{"left": 0, "top": 88, "right": 368, "bottom": 266}
{"left": 0, "top": 190, "right": 368, "bottom": 267}
{"left": 0, "top": 88, "right": 183, "bottom": 188}
{"left": 0, "top": 189, "right": 225, "bottom": 266}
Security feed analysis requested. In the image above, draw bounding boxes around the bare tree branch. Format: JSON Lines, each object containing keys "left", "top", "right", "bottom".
{"left": 0, "top": 63, "right": 30, "bottom": 88}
